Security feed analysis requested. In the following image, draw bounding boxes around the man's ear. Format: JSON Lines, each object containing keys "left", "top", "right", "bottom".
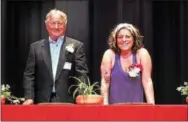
{"left": 45, "top": 20, "right": 48, "bottom": 26}
{"left": 45, "top": 21, "right": 49, "bottom": 30}
{"left": 64, "top": 24, "right": 67, "bottom": 29}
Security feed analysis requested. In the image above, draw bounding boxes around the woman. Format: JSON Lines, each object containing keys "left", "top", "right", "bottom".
{"left": 100, "top": 23, "right": 155, "bottom": 105}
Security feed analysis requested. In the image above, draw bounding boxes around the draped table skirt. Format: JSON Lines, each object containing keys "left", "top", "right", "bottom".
{"left": 2, "top": 104, "right": 188, "bottom": 121}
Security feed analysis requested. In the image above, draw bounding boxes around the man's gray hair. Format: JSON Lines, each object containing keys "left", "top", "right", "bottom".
{"left": 45, "top": 9, "right": 67, "bottom": 24}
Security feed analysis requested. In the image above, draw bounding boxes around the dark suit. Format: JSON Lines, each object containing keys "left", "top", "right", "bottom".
{"left": 23, "top": 37, "right": 89, "bottom": 104}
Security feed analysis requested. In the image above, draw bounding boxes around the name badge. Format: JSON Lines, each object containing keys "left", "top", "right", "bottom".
{"left": 63, "top": 62, "right": 72, "bottom": 70}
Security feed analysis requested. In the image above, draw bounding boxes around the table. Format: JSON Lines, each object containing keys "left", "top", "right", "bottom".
{"left": 1, "top": 104, "right": 188, "bottom": 121}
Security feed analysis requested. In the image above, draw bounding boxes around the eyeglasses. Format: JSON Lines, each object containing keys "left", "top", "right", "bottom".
{"left": 49, "top": 21, "right": 65, "bottom": 27}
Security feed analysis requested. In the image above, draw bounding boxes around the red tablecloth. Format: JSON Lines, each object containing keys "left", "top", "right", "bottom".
{"left": 1, "top": 104, "right": 188, "bottom": 121}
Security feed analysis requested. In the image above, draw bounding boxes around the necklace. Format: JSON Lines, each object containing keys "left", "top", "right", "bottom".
{"left": 121, "top": 52, "right": 132, "bottom": 59}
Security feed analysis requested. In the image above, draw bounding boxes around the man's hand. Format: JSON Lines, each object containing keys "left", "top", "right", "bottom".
{"left": 23, "top": 99, "right": 34, "bottom": 105}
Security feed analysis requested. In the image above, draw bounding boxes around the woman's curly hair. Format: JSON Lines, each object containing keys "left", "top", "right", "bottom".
{"left": 108, "top": 23, "right": 144, "bottom": 53}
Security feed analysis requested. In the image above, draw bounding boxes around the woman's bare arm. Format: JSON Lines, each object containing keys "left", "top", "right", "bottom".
{"left": 139, "top": 48, "right": 155, "bottom": 104}
{"left": 100, "top": 49, "right": 114, "bottom": 105}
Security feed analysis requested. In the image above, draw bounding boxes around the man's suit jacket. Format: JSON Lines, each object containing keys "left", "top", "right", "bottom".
{"left": 23, "top": 37, "right": 89, "bottom": 104}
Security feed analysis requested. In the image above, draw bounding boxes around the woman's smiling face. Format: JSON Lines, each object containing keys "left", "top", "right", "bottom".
{"left": 116, "top": 28, "right": 134, "bottom": 51}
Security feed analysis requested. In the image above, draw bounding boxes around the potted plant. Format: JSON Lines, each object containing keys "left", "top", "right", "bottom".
{"left": 68, "top": 76, "right": 103, "bottom": 105}
{"left": 177, "top": 82, "right": 188, "bottom": 104}
{"left": 1, "top": 84, "right": 25, "bottom": 104}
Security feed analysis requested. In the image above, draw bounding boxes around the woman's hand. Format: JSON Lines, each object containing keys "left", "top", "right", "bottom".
{"left": 23, "top": 99, "right": 34, "bottom": 105}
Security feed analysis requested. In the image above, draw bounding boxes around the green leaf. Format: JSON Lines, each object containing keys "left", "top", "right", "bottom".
{"left": 69, "top": 76, "right": 100, "bottom": 99}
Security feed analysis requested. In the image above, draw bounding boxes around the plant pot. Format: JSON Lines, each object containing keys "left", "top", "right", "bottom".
{"left": 76, "top": 95, "right": 103, "bottom": 105}
{"left": 1, "top": 95, "right": 6, "bottom": 104}
{"left": 186, "top": 96, "right": 188, "bottom": 104}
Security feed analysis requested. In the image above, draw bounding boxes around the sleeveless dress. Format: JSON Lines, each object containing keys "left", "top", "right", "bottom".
{"left": 109, "top": 53, "right": 144, "bottom": 104}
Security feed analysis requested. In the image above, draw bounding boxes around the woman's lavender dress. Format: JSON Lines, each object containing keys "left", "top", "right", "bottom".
{"left": 109, "top": 53, "right": 144, "bottom": 104}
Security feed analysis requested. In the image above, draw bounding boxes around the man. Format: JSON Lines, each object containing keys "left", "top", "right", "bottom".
{"left": 23, "top": 9, "right": 89, "bottom": 104}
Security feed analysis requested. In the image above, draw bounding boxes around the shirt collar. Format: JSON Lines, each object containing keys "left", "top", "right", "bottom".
{"left": 49, "top": 36, "right": 64, "bottom": 44}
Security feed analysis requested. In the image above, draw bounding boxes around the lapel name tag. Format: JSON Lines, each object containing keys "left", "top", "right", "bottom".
{"left": 63, "top": 62, "right": 72, "bottom": 70}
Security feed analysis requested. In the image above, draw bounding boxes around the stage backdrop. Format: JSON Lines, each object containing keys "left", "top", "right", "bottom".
{"left": 1, "top": 0, "right": 188, "bottom": 104}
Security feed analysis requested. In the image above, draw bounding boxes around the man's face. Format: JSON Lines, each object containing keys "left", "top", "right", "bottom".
{"left": 46, "top": 14, "right": 66, "bottom": 41}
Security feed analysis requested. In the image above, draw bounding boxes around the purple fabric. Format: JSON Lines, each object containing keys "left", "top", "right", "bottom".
{"left": 109, "top": 53, "right": 144, "bottom": 104}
